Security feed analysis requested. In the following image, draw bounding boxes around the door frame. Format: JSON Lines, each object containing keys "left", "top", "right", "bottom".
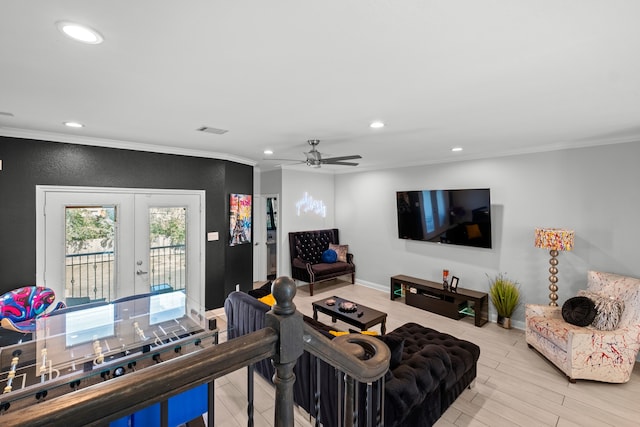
{"left": 35, "top": 185, "right": 206, "bottom": 306}
{"left": 253, "top": 193, "right": 279, "bottom": 282}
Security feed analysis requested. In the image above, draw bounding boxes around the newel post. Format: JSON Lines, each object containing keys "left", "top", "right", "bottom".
{"left": 265, "top": 276, "right": 304, "bottom": 427}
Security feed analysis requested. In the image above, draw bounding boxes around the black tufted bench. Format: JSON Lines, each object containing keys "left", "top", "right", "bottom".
{"left": 383, "top": 322, "right": 481, "bottom": 426}
{"left": 288, "top": 228, "right": 355, "bottom": 295}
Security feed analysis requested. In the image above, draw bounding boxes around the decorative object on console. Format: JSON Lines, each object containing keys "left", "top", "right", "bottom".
{"left": 534, "top": 227, "right": 575, "bottom": 306}
{"left": 442, "top": 269, "right": 449, "bottom": 290}
{"left": 488, "top": 273, "right": 520, "bottom": 329}
{"left": 450, "top": 276, "right": 459, "bottom": 292}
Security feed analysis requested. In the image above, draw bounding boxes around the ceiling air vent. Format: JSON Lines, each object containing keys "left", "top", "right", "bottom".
{"left": 197, "top": 126, "right": 228, "bottom": 135}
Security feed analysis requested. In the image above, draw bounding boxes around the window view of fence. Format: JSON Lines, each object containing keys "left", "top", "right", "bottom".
{"left": 65, "top": 206, "right": 187, "bottom": 302}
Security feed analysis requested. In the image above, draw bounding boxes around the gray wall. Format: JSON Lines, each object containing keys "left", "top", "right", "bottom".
{"left": 335, "top": 141, "right": 640, "bottom": 327}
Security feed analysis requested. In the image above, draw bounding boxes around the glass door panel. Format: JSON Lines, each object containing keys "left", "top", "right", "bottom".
{"left": 148, "top": 207, "right": 187, "bottom": 293}
{"left": 65, "top": 206, "right": 116, "bottom": 303}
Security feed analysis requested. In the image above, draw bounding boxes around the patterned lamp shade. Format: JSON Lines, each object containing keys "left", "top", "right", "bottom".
{"left": 534, "top": 228, "right": 575, "bottom": 251}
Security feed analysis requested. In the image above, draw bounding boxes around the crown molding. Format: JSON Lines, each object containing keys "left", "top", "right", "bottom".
{"left": 0, "top": 127, "right": 257, "bottom": 166}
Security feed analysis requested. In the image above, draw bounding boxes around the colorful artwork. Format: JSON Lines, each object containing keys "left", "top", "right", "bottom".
{"left": 0, "top": 286, "right": 65, "bottom": 332}
{"left": 229, "top": 193, "right": 252, "bottom": 246}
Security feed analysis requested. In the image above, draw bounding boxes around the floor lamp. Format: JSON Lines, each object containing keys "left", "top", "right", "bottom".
{"left": 534, "top": 228, "right": 575, "bottom": 306}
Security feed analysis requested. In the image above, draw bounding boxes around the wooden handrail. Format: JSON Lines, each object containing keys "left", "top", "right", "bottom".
{"left": 0, "top": 276, "right": 390, "bottom": 427}
{"left": 0, "top": 328, "right": 278, "bottom": 427}
{"left": 302, "top": 326, "right": 390, "bottom": 383}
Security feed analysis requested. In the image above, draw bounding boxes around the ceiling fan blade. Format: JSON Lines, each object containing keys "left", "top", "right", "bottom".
{"left": 321, "top": 155, "right": 362, "bottom": 162}
{"left": 263, "top": 157, "right": 303, "bottom": 162}
{"left": 321, "top": 160, "right": 360, "bottom": 166}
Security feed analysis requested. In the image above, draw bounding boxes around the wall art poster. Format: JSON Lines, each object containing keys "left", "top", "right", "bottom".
{"left": 229, "top": 194, "right": 252, "bottom": 246}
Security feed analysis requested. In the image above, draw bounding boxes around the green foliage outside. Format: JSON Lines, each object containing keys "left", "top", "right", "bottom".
{"left": 66, "top": 206, "right": 186, "bottom": 254}
{"left": 149, "top": 208, "right": 186, "bottom": 247}
{"left": 66, "top": 207, "right": 115, "bottom": 253}
{"left": 488, "top": 273, "right": 521, "bottom": 318}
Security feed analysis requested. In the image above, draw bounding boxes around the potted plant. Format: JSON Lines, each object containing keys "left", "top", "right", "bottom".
{"left": 488, "top": 273, "right": 521, "bottom": 329}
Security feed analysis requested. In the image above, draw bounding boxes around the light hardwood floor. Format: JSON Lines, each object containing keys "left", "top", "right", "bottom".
{"left": 208, "top": 280, "right": 640, "bottom": 427}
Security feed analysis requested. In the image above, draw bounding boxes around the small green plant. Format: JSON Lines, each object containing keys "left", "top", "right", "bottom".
{"left": 488, "top": 273, "right": 521, "bottom": 318}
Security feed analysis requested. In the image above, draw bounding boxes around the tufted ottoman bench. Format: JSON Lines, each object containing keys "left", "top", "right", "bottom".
{"left": 383, "top": 322, "right": 481, "bottom": 426}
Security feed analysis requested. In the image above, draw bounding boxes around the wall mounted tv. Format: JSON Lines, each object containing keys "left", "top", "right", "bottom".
{"left": 396, "top": 188, "right": 492, "bottom": 249}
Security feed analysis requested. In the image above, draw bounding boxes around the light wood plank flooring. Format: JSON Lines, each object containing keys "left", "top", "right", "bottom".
{"left": 208, "top": 280, "right": 640, "bottom": 427}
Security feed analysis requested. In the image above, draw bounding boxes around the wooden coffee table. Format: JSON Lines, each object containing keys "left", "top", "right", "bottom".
{"left": 312, "top": 296, "right": 387, "bottom": 335}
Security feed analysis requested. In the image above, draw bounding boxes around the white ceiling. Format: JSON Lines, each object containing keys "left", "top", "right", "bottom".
{"left": 2, "top": 1, "right": 640, "bottom": 172}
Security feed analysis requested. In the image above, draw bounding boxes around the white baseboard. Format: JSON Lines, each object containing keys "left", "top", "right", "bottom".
{"left": 355, "top": 279, "right": 388, "bottom": 294}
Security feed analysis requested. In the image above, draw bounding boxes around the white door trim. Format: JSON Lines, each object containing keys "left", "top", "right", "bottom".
{"left": 36, "top": 185, "right": 205, "bottom": 307}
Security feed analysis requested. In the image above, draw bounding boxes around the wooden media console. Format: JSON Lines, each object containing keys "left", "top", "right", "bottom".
{"left": 390, "top": 274, "right": 488, "bottom": 327}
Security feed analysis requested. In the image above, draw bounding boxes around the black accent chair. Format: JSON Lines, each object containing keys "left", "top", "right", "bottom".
{"left": 288, "top": 228, "right": 355, "bottom": 296}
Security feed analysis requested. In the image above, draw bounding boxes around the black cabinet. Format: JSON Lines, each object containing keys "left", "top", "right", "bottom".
{"left": 391, "top": 275, "right": 488, "bottom": 327}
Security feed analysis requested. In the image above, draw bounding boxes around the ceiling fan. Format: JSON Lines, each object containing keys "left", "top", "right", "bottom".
{"left": 269, "top": 139, "right": 362, "bottom": 168}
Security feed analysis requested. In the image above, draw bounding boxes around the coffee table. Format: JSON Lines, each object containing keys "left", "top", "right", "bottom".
{"left": 312, "top": 296, "right": 387, "bottom": 335}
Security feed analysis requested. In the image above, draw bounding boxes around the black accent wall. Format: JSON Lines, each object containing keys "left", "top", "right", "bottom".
{"left": 0, "top": 136, "right": 253, "bottom": 309}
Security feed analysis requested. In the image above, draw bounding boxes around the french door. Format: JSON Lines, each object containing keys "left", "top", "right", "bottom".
{"left": 36, "top": 186, "right": 204, "bottom": 308}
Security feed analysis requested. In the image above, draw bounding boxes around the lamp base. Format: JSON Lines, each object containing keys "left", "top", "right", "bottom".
{"left": 548, "top": 249, "right": 559, "bottom": 306}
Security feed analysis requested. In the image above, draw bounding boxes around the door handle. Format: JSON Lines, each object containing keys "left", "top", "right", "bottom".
{"left": 136, "top": 270, "right": 148, "bottom": 275}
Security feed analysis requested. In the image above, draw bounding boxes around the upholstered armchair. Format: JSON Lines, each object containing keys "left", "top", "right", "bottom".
{"left": 526, "top": 270, "right": 640, "bottom": 383}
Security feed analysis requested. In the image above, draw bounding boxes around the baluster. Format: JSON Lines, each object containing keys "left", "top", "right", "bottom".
{"left": 337, "top": 369, "right": 343, "bottom": 427}
{"left": 247, "top": 364, "right": 254, "bottom": 427}
{"left": 265, "top": 277, "right": 303, "bottom": 427}
{"left": 69, "top": 255, "right": 76, "bottom": 297}
{"left": 92, "top": 253, "right": 98, "bottom": 300}
{"left": 366, "top": 382, "right": 373, "bottom": 427}
{"left": 313, "top": 356, "right": 320, "bottom": 427}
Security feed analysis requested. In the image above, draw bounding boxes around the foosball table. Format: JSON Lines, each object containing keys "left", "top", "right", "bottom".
{"left": 0, "top": 291, "right": 218, "bottom": 424}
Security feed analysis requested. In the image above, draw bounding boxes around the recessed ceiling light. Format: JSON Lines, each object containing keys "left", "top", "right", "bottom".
{"left": 370, "top": 121, "right": 385, "bottom": 129}
{"left": 451, "top": 147, "right": 463, "bottom": 152}
{"left": 64, "top": 121, "right": 84, "bottom": 128}
{"left": 57, "top": 21, "right": 104, "bottom": 44}
{"left": 264, "top": 149, "right": 274, "bottom": 155}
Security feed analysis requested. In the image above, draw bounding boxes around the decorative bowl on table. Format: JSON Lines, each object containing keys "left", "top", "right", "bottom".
{"left": 338, "top": 301, "right": 358, "bottom": 313}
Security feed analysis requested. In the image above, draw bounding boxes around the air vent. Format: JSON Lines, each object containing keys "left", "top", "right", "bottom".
{"left": 197, "top": 126, "right": 228, "bottom": 135}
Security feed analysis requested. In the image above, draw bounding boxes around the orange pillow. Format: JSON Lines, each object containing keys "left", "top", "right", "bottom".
{"left": 258, "top": 293, "right": 276, "bottom": 306}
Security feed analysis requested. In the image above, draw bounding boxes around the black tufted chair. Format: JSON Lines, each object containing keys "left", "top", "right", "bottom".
{"left": 288, "top": 229, "right": 355, "bottom": 295}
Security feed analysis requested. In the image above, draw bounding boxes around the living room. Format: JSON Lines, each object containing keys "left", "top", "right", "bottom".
{"left": 2, "top": 2, "right": 640, "bottom": 425}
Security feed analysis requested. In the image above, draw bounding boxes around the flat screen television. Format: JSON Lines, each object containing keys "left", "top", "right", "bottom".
{"left": 396, "top": 188, "right": 492, "bottom": 248}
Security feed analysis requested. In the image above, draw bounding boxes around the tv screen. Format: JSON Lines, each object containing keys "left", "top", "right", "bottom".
{"left": 396, "top": 188, "right": 492, "bottom": 248}
{"left": 65, "top": 303, "right": 115, "bottom": 347}
{"left": 149, "top": 290, "right": 186, "bottom": 325}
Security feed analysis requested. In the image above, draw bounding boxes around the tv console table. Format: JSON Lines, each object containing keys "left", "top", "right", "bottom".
{"left": 390, "top": 274, "right": 488, "bottom": 327}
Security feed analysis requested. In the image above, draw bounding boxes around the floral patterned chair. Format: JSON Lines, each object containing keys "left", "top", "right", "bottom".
{"left": 525, "top": 270, "right": 640, "bottom": 383}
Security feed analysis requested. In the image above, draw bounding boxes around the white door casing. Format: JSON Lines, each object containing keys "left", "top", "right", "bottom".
{"left": 36, "top": 186, "right": 205, "bottom": 309}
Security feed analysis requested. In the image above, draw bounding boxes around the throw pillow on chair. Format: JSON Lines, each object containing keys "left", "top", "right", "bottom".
{"left": 561, "top": 296, "right": 597, "bottom": 326}
{"left": 321, "top": 249, "right": 338, "bottom": 263}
